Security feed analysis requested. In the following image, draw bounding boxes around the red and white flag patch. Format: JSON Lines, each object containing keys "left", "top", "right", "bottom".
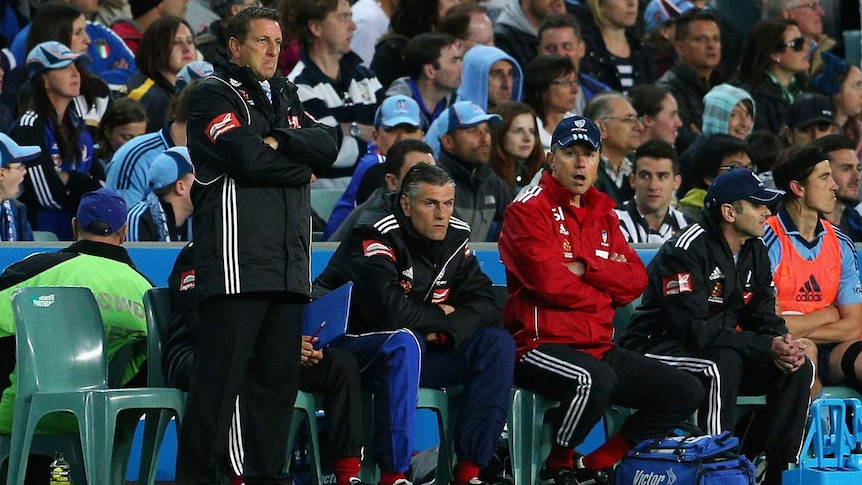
{"left": 179, "top": 269, "right": 196, "bottom": 291}
{"left": 362, "top": 239, "right": 396, "bottom": 261}
{"left": 663, "top": 272, "right": 693, "bottom": 296}
{"left": 431, "top": 288, "right": 450, "bottom": 304}
{"left": 206, "top": 112, "right": 240, "bottom": 142}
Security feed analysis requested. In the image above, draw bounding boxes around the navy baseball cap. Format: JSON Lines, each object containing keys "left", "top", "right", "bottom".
{"left": 26, "top": 41, "right": 90, "bottom": 79}
{"left": 76, "top": 188, "right": 128, "bottom": 236}
{"left": 373, "top": 95, "right": 422, "bottom": 129}
{"left": 705, "top": 168, "right": 784, "bottom": 208}
{"left": 786, "top": 93, "right": 835, "bottom": 129}
{"left": 551, "top": 115, "right": 602, "bottom": 151}
{"left": 147, "top": 147, "right": 195, "bottom": 191}
{"left": 0, "top": 133, "right": 40, "bottom": 167}
{"left": 175, "top": 61, "right": 213, "bottom": 93}
{"left": 436, "top": 101, "right": 502, "bottom": 135}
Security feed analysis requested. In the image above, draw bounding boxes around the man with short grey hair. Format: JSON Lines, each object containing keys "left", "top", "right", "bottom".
{"left": 585, "top": 91, "right": 643, "bottom": 204}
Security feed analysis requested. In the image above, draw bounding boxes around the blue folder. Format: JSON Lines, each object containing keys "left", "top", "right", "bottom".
{"left": 302, "top": 282, "right": 353, "bottom": 349}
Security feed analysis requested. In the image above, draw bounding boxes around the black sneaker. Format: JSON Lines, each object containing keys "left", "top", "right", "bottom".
{"left": 539, "top": 467, "right": 574, "bottom": 485}
{"left": 571, "top": 467, "right": 610, "bottom": 485}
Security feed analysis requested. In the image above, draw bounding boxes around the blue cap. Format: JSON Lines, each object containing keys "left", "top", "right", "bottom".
{"left": 436, "top": 101, "right": 502, "bottom": 135}
{"left": 0, "top": 133, "right": 40, "bottom": 167}
{"left": 175, "top": 60, "right": 213, "bottom": 93}
{"left": 76, "top": 188, "right": 128, "bottom": 235}
{"left": 147, "top": 147, "right": 195, "bottom": 191}
{"left": 644, "top": 0, "right": 695, "bottom": 32}
{"left": 705, "top": 168, "right": 784, "bottom": 208}
{"left": 374, "top": 95, "right": 422, "bottom": 129}
{"left": 551, "top": 115, "right": 602, "bottom": 151}
{"left": 25, "top": 41, "right": 90, "bottom": 79}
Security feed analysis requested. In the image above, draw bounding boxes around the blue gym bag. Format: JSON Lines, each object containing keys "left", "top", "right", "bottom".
{"left": 615, "top": 431, "right": 756, "bottom": 485}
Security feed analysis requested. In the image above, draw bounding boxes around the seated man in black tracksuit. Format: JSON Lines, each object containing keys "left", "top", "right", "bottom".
{"left": 164, "top": 242, "right": 366, "bottom": 485}
{"left": 314, "top": 162, "right": 515, "bottom": 485}
{"left": 620, "top": 168, "right": 813, "bottom": 485}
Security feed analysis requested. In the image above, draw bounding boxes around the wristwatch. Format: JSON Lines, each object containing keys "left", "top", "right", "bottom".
{"left": 350, "top": 122, "right": 360, "bottom": 138}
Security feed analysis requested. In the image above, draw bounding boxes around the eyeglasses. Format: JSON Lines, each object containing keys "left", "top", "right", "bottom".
{"left": 603, "top": 114, "right": 643, "bottom": 125}
{"left": 787, "top": 1, "right": 820, "bottom": 10}
{"left": 783, "top": 36, "right": 806, "bottom": 52}
{"left": 720, "top": 163, "right": 753, "bottom": 172}
{"left": 550, "top": 79, "right": 578, "bottom": 87}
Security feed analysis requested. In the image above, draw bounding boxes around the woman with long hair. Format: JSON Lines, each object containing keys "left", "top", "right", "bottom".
{"left": 12, "top": 1, "right": 112, "bottom": 139}
{"left": 736, "top": 20, "right": 809, "bottom": 135}
{"left": 523, "top": 55, "right": 578, "bottom": 152}
{"left": 9, "top": 41, "right": 102, "bottom": 240}
{"left": 489, "top": 101, "right": 545, "bottom": 190}
{"left": 126, "top": 16, "right": 197, "bottom": 132}
{"left": 94, "top": 97, "right": 147, "bottom": 175}
{"left": 580, "top": 0, "right": 656, "bottom": 93}
{"left": 809, "top": 51, "right": 862, "bottom": 156}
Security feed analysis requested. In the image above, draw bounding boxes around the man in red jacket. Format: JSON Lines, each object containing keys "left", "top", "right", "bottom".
{"left": 498, "top": 115, "right": 704, "bottom": 485}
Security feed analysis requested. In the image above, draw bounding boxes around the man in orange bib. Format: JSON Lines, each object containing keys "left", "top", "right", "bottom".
{"left": 763, "top": 145, "right": 862, "bottom": 396}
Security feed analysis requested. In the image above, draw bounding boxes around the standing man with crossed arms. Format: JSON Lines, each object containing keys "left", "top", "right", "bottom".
{"left": 176, "top": 6, "right": 337, "bottom": 484}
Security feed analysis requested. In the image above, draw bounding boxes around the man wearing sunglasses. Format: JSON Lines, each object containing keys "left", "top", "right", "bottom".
{"left": 762, "top": 0, "right": 834, "bottom": 74}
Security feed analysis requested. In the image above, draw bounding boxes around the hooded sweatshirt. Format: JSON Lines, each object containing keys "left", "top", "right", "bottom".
{"left": 493, "top": 0, "right": 539, "bottom": 72}
{"left": 456, "top": 45, "right": 523, "bottom": 111}
{"left": 701, "top": 84, "right": 756, "bottom": 136}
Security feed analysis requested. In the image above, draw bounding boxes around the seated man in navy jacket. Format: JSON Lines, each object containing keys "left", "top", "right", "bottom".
{"left": 314, "top": 162, "right": 515, "bottom": 485}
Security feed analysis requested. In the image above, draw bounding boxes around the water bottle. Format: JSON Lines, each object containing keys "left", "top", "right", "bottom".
{"left": 49, "top": 452, "right": 71, "bottom": 484}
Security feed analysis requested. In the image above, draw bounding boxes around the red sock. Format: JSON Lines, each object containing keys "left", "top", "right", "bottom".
{"left": 334, "top": 456, "right": 361, "bottom": 485}
{"left": 582, "top": 432, "right": 633, "bottom": 470}
{"left": 380, "top": 470, "right": 407, "bottom": 485}
{"left": 545, "top": 443, "right": 575, "bottom": 471}
{"left": 454, "top": 460, "right": 481, "bottom": 485}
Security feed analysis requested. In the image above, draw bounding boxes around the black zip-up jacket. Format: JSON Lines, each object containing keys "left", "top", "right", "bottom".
{"left": 437, "top": 150, "right": 515, "bottom": 242}
{"left": 738, "top": 80, "right": 796, "bottom": 137}
{"left": 188, "top": 57, "right": 337, "bottom": 298}
{"left": 580, "top": 25, "right": 656, "bottom": 93}
{"left": 313, "top": 192, "right": 501, "bottom": 347}
{"left": 657, "top": 63, "right": 725, "bottom": 151}
{"left": 619, "top": 219, "right": 787, "bottom": 363}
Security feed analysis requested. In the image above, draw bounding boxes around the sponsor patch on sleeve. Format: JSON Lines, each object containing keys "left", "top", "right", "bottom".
{"left": 362, "top": 239, "right": 396, "bottom": 261}
{"left": 431, "top": 288, "right": 451, "bottom": 304}
{"left": 206, "top": 112, "right": 241, "bottom": 142}
{"left": 179, "top": 270, "right": 196, "bottom": 291}
{"left": 663, "top": 272, "right": 693, "bottom": 296}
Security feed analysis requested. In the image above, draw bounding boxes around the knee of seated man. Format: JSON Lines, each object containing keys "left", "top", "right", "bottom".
{"left": 471, "top": 326, "right": 516, "bottom": 358}
{"left": 380, "top": 329, "right": 424, "bottom": 357}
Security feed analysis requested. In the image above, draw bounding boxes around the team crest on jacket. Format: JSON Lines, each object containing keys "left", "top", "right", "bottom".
{"left": 663, "top": 272, "right": 693, "bottom": 296}
{"left": 400, "top": 279, "right": 412, "bottom": 293}
{"left": 431, "top": 288, "right": 450, "bottom": 303}
{"left": 362, "top": 239, "right": 396, "bottom": 261}
{"left": 600, "top": 230, "right": 609, "bottom": 247}
{"left": 207, "top": 112, "right": 241, "bottom": 142}
{"left": 288, "top": 115, "right": 300, "bottom": 129}
{"left": 708, "top": 282, "right": 723, "bottom": 304}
